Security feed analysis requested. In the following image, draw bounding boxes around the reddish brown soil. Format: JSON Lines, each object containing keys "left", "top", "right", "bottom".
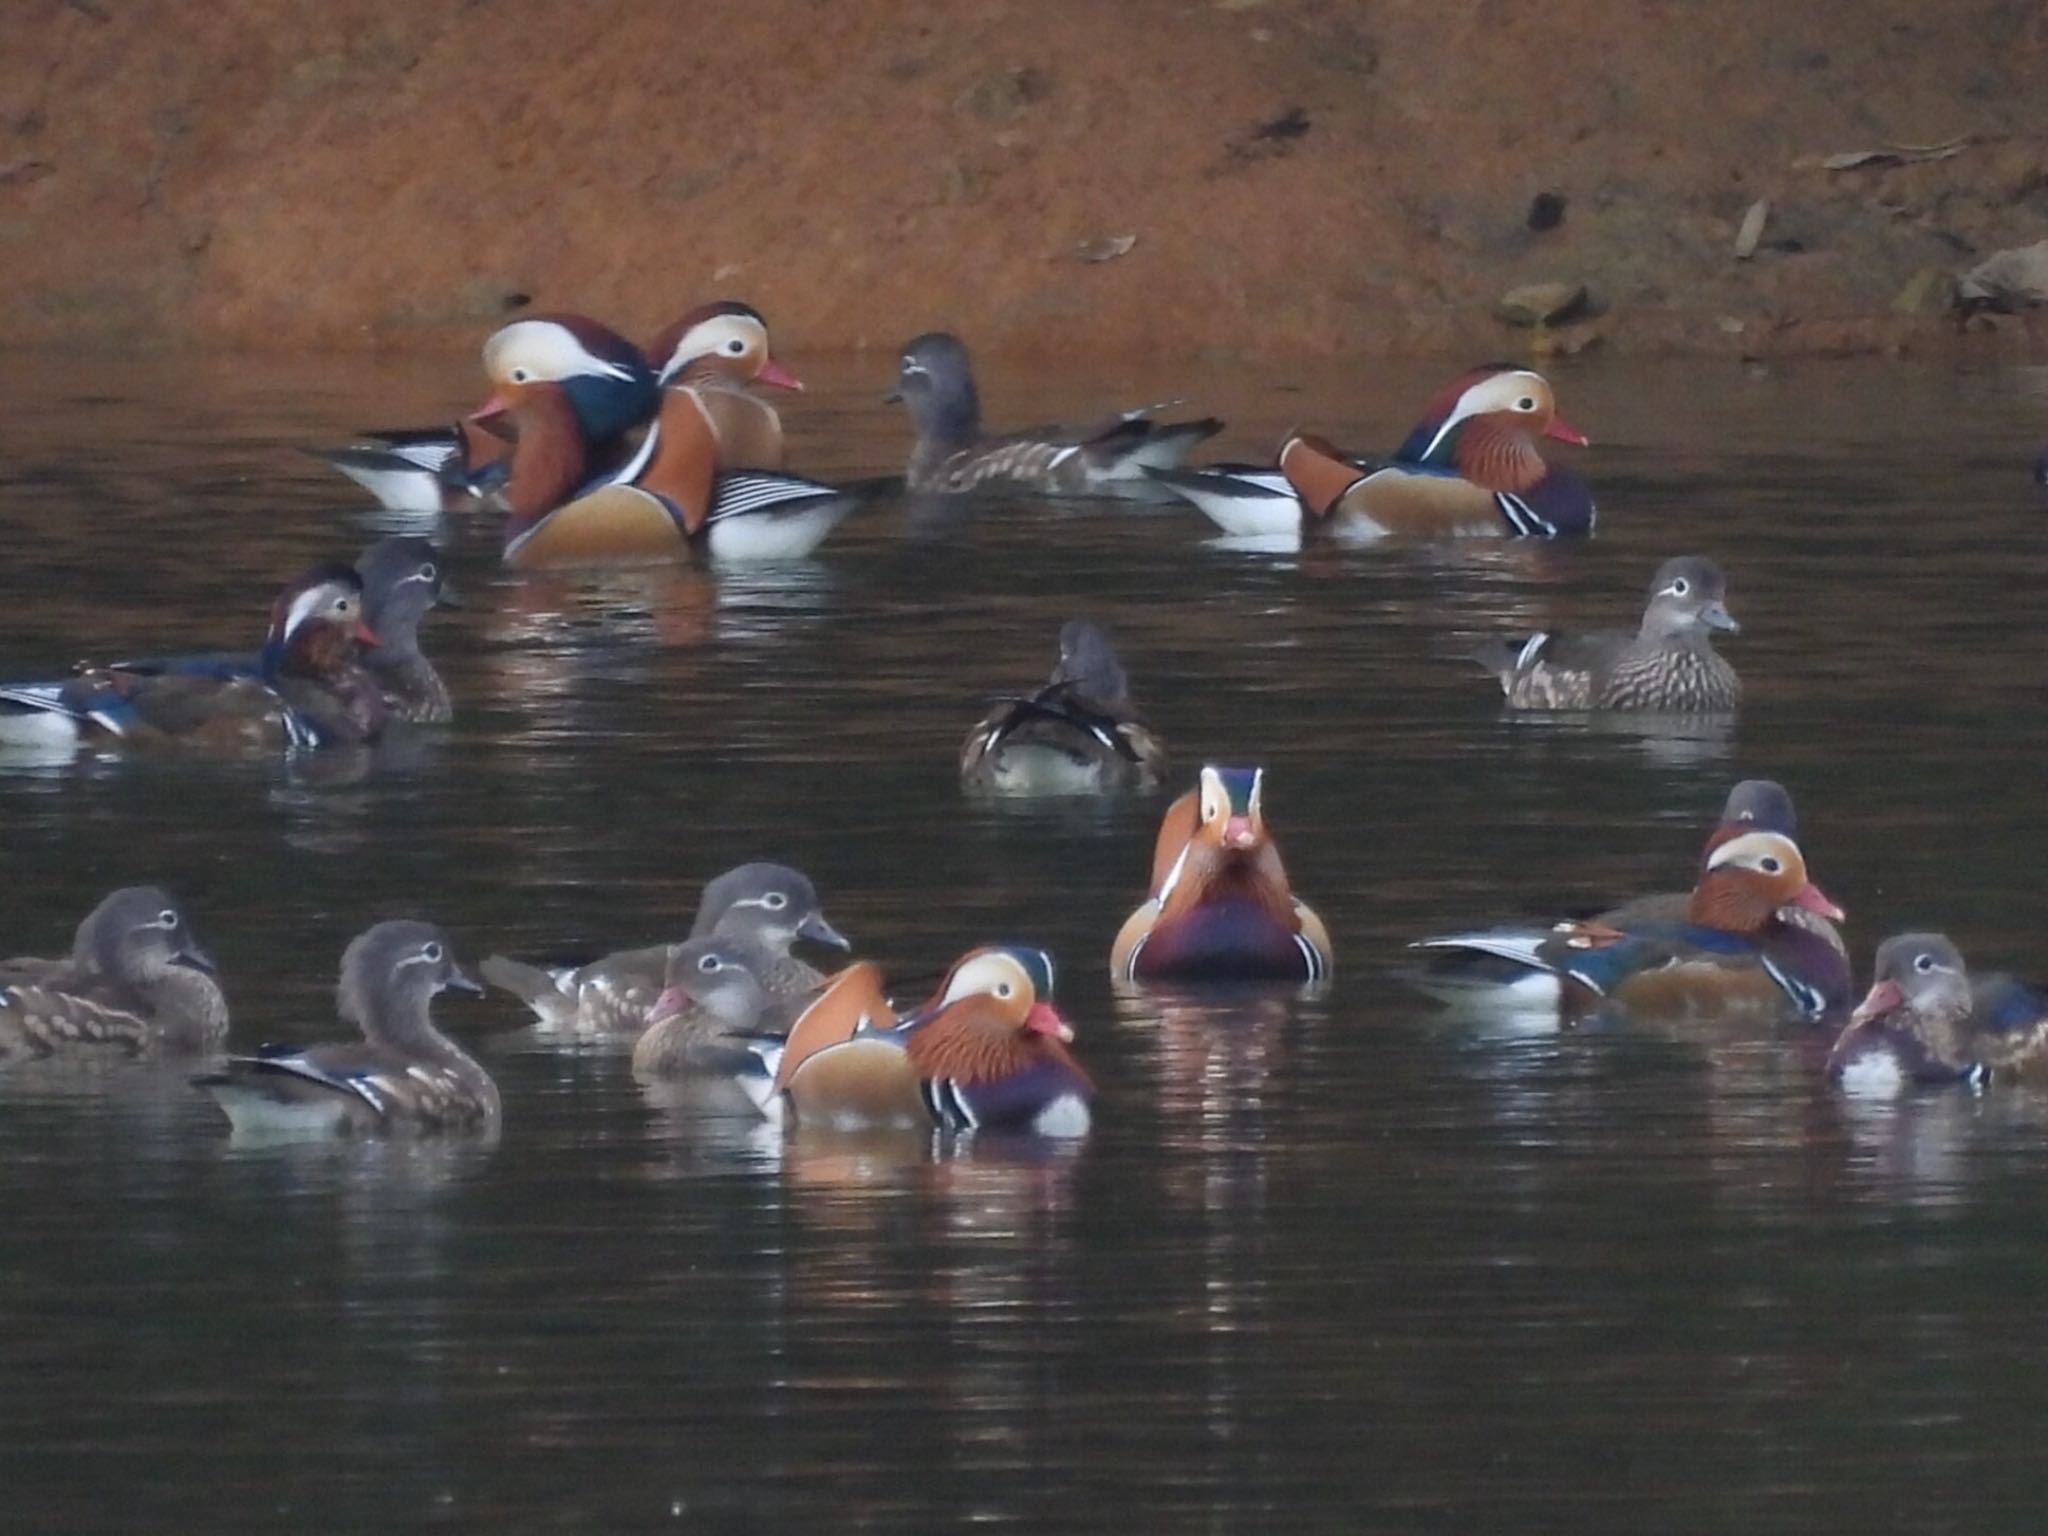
{"left": 6, "top": 0, "right": 2048, "bottom": 360}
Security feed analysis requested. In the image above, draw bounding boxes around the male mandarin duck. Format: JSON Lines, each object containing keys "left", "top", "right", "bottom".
{"left": 642, "top": 300, "right": 804, "bottom": 470}
{"left": 1150, "top": 364, "right": 1592, "bottom": 540}
{"left": 194, "top": 921, "right": 497, "bottom": 1138}
{"left": 1414, "top": 829, "right": 1850, "bottom": 1024}
{"left": 102, "top": 539, "right": 456, "bottom": 726}
{"left": 311, "top": 413, "right": 517, "bottom": 514}
{"left": 738, "top": 945, "right": 1094, "bottom": 1136}
{"left": 960, "top": 619, "right": 1168, "bottom": 794}
{"left": 1827, "top": 934, "right": 2048, "bottom": 1094}
{"left": 888, "top": 331, "right": 1221, "bottom": 498}
{"left": 1469, "top": 556, "right": 1741, "bottom": 711}
{"left": 0, "top": 563, "right": 384, "bottom": 753}
{"left": 480, "top": 862, "right": 849, "bottom": 1037}
{"left": 485, "top": 313, "right": 852, "bottom": 568}
{"left": 631, "top": 938, "right": 788, "bottom": 1079}
{"left": 0, "top": 887, "right": 225, "bottom": 1059}
{"left": 1111, "top": 766, "right": 1332, "bottom": 984}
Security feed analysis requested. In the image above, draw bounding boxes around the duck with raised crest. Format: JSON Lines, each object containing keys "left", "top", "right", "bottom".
{"left": 1149, "top": 364, "right": 1592, "bottom": 540}
{"left": 481, "top": 862, "right": 849, "bottom": 1037}
{"left": 889, "top": 331, "right": 1221, "bottom": 498}
{"left": 194, "top": 921, "right": 496, "bottom": 1138}
{"left": 739, "top": 945, "right": 1093, "bottom": 1136}
{"left": 486, "top": 312, "right": 852, "bottom": 567}
{"left": 1414, "top": 829, "right": 1850, "bottom": 1024}
{"left": 960, "top": 619, "right": 1167, "bottom": 794}
{"left": 1827, "top": 934, "right": 2048, "bottom": 1094}
{"left": 1112, "top": 766, "right": 1332, "bottom": 984}
{"left": 0, "top": 887, "right": 225, "bottom": 1059}
{"left": 0, "top": 564, "right": 384, "bottom": 753}
{"left": 1469, "top": 556, "right": 1741, "bottom": 711}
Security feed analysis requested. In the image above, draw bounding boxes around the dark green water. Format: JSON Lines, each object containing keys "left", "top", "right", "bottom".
{"left": 3, "top": 351, "right": 2048, "bottom": 1532}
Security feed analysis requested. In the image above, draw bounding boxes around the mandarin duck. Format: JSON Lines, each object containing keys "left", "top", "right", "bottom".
{"left": 0, "top": 887, "right": 224, "bottom": 1059}
{"left": 643, "top": 300, "right": 804, "bottom": 471}
{"left": 310, "top": 413, "right": 516, "bottom": 514}
{"left": 888, "top": 331, "right": 1221, "bottom": 498}
{"left": 480, "top": 862, "right": 849, "bottom": 1037}
{"left": 1111, "top": 766, "right": 1332, "bottom": 984}
{"left": 1594, "top": 780, "right": 1843, "bottom": 966}
{"left": 738, "top": 945, "right": 1094, "bottom": 1136}
{"left": 0, "top": 563, "right": 384, "bottom": 753}
{"left": 486, "top": 314, "right": 851, "bottom": 568}
{"left": 87, "top": 538, "right": 453, "bottom": 725}
{"left": 194, "top": 921, "right": 496, "bottom": 1138}
{"left": 630, "top": 938, "right": 788, "bottom": 1079}
{"left": 1469, "top": 556, "right": 1741, "bottom": 711}
{"left": 1149, "top": 364, "right": 1591, "bottom": 540}
{"left": 1827, "top": 934, "right": 2048, "bottom": 1094}
{"left": 1414, "top": 829, "right": 1849, "bottom": 1025}
{"left": 960, "top": 619, "right": 1168, "bottom": 794}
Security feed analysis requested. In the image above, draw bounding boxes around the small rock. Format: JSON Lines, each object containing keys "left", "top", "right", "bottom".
{"left": 1891, "top": 266, "right": 1955, "bottom": 315}
{"left": 1075, "top": 234, "right": 1137, "bottom": 264}
{"left": 1494, "top": 281, "right": 1589, "bottom": 328}
{"left": 1958, "top": 239, "right": 2048, "bottom": 309}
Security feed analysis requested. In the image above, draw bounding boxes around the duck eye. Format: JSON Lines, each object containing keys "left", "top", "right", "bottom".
{"left": 1914, "top": 953, "right": 1936, "bottom": 974}
{"left": 422, "top": 942, "right": 444, "bottom": 963}
{"left": 996, "top": 982, "right": 1014, "bottom": 998}
{"left": 510, "top": 367, "right": 531, "bottom": 384}
{"left": 1516, "top": 396, "right": 1536, "bottom": 411}
{"left": 420, "top": 564, "right": 437, "bottom": 582}
{"left": 1669, "top": 578, "right": 1690, "bottom": 597}
{"left": 762, "top": 892, "right": 789, "bottom": 911}
{"left": 159, "top": 909, "right": 179, "bottom": 928}
{"left": 725, "top": 338, "right": 746, "bottom": 355}
{"left": 1759, "top": 857, "right": 1782, "bottom": 874}
{"left": 698, "top": 953, "right": 721, "bottom": 974}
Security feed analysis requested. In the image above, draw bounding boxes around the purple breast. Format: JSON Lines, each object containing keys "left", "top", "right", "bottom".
{"left": 1134, "top": 897, "right": 1311, "bottom": 983}
{"left": 947, "top": 1059, "right": 1093, "bottom": 1131}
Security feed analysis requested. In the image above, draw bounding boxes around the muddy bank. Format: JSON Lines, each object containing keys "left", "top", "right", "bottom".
{"left": 5, "top": 0, "right": 2048, "bottom": 361}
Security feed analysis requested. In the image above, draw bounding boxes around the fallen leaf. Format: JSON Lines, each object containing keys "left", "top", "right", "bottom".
{"left": 1733, "top": 199, "right": 1769, "bottom": 260}
{"left": 1800, "top": 136, "right": 1971, "bottom": 172}
{"left": 1075, "top": 234, "right": 1137, "bottom": 264}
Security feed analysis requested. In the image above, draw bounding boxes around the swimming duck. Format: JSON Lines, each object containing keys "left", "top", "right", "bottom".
{"left": 630, "top": 938, "right": 786, "bottom": 1079}
{"left": 1414, "top": 830, "right": 1849, "bottom": 1024}
{"left": 960, "top": 619, "right": 1167, "bottom": 794}
{"left": 1112, "top": 766, "right": 1332, "bottom": 984}
{"left": 353, "top": 537, "right": 456, "bottom": 723}
{"left": 740, "top": 945, "right": 1093, "bottom": 1136}
{"left": 0, "top": 563, "right": 384, "bottom": 753}
{"left": 1828, "top": 934, "right": 2048, "bottom": 1092}
{"left": 0, "top": 886, "right": 224, "bottom": 1059}
{"left": 888, "top": 331, "right": 1221, "bottom": 498}
{"left": 642, "top": 300, "right": 804, "bottom": 470}
{"left": 1469, "top": 556, "right": 1740, "bottom": 711}
{"left": 194, "top": 920, "right": 496, "bottom": 1137}
{"left": 487, "top": 313, "right": 851, "bottom": 567}
{"left": 1149, "top": 364, "right": 1592, "bottom": 540}
{"left": 310, "top": 413, "right": 517, "bottom": 515}
{"left": 480, "top": 862, "right": 849, "bottom": 1036}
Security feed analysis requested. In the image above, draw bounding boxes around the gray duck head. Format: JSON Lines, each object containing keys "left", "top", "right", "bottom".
{"left": 337, "top": 920, "right": 480, "bottom": 1044}
{"left": 1719, "top": 778, "right": 1796, "bottom": 838}
{"left": 356, "top": 537, "right": 452, "bottom": 652}
{"left": 691, "top": 862, "right": 850, "bottom": 955}
{"left": 1639, "top": 556, "right": 1738, "bottom": 641}
{"left": 886, "top": 331, "right": 981, "bottom": 445}
{"left": 80, "top": 885, "right": 216, "bottom": 981}
{"left": 1053, "top": 619, "right": 1133, "bottom": 712}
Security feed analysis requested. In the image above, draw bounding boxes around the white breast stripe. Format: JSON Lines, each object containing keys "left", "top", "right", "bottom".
{"left": 1293, "top": 932, "right": 1325, "bottom": 981}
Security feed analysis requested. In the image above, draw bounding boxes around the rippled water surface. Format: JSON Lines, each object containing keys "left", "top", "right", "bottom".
{"left": 5, "top": 350, "right": 2048, "bottom": 1532}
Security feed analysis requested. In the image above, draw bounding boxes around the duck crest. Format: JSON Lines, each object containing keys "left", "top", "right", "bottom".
{"left": 1394, "top": 364, "right": 1517, "bottom": 464}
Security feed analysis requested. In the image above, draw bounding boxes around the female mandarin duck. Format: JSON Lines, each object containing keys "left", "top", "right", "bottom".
{"left": 1112, "top": 766, "right": 1332, "bottom": 984}
{"left": 1828, "top": 934, "right": 2048, "bottom": 1093}
{"left": 1414, "top": 830, "right": 1849, "bottom": 1024}
{"left": 0, "top": 887, "right": 225, "bottom": 1059}
{"left": 487, "top": 313, "right": 851, "bottom": 568}
{"left": 960, "top": 619, "right": 1168, "bottom": 794}
{"left": 0, "top": 563, "right": 384, "bottom": 753}
{"left": 642, "top": 300, "right": 804, "bottom": 470}
{"left": 1150, "top": 364, "right": 1592, "bottom": 540}
{"left": 889, "top": 331, "right": 1221, "bottom": 498}
{"left": 480, "top": 862, "right": 849, "bottom": 1037}
{"left": 1469, "top": 556, "right": 1741, "bottom": 712}
{"left": 739, "top": 945, "right": 1094, "bottom": 1136}
{"left": 195, "top": 921, "right": 497, "bottom": 1138}
{"left": 631, "top": 938, "right": 790, "bottom": 1079}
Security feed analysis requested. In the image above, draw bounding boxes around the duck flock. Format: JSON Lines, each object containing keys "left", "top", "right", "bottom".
{"left": 0, "top": 302, "right": 2019, "bottom": 1142}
